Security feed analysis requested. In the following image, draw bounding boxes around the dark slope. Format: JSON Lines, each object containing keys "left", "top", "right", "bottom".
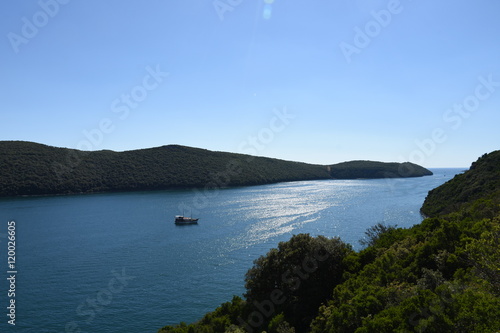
{"left": 328, "top": 160, "right": 432, "bottom": 179}
{"left": 0, "top": 141, "right": 330, "bottom": 197}
{"left": 0, "top": 141, "right": 433, "bottom": 197}
{"left": 421, "top": 150, "right": 500, "bottom": 217}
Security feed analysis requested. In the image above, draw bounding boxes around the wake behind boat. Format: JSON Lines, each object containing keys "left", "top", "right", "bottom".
{"left": 175, "top": 215, "right": 199, "bottom": 225}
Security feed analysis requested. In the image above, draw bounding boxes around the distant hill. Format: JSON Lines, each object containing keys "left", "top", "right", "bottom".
{"left": 0, "top": 141, "right": 432, "bottom": 197}
{"left": 327, "top": 160, "right": 432, "bottom": 179}
{"left": 421, "top": 150, "right": 500, "bottom": 217}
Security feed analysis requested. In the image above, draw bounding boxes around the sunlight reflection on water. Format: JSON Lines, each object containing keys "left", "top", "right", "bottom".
{"left": 224, "top": 180, "right": 366, "bottom": 250}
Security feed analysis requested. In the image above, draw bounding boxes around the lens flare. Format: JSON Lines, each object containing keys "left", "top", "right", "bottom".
{"left": 263, "top": 4, "right": 272, "bottom": 20}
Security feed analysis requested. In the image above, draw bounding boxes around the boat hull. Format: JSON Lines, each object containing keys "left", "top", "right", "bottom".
{"left": 174, "top": 216, "right": 199, "bottom": 224}
{"left": 175, "top": 221, "right": 198, "bottom": 225}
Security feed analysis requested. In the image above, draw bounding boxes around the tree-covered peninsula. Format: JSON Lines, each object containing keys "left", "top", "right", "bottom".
{"left": 0, "top": 141, "right": 431, "bottom": 197}
{"left": 159, "top": 151, "right": 500, "bottom": 333}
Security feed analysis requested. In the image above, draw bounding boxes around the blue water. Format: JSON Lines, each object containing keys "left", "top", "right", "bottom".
{"left": 0, "top": 168, "right": 462, "bottom": 332}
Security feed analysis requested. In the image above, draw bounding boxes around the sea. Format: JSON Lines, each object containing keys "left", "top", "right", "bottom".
{"left": 0, "top": 168, "right": 463, "bottom": 332}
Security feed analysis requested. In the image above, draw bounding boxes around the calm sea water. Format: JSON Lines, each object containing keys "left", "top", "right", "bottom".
{"left": 0, "top": 168, "right": 462, "bottom": 332}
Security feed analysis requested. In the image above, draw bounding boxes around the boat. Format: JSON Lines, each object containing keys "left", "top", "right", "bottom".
{"left": 174, "top": 215, "right": 199, "bottom": 225}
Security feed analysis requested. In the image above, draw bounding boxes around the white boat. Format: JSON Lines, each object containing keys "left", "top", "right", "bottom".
{"left": 174, "top": 215, "right": 199, "bottom": 225}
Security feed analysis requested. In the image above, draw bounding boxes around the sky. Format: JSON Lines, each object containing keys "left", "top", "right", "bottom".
{"left": 1, "top": 0, "right": 499, "bottom": 168}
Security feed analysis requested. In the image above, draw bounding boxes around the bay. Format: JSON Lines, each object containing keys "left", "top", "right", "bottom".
{"left": 0, "top": 168, "right": 462, "bottom": 332}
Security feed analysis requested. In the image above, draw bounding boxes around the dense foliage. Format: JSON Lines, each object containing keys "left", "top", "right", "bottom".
{"left": 310, "top": 209, "right": 500, "bottom": 332}
{"left": 421, "top": 151, "right": 500, "bottom": 217}
{"left": 0, "top": 141, "right": 330, "bottom": 196}
{"left": 159, "top": 151, "right": 500, "bottom": 333}
{"left": 328, "top": 161, "right": 432, "bottom": 179}
{"left": 243, "top": 235, "right": 353, "bottom": 332}
{"left": 0, "top": 141, "right": 432, "bottom": 197}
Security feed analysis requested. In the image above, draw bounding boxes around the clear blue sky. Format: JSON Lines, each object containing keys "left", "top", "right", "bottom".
{"left": 1, "top": 0, "right": 499, "bottom": 167}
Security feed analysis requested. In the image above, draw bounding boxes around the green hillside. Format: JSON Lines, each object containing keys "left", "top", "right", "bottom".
{"left": 159, "top": 151, "right": 500, "bottom": 333}
{"left": 0, "top": 141, "right": 329, "bottom": 197}
{"left": 328, "top": 160, "right": 432, "bottom": 179}
{"left": 0, "top": 141, "right": 432, "bottom": 197}
{"left": 421, "top": 150, "right": 500, "bottom": 217}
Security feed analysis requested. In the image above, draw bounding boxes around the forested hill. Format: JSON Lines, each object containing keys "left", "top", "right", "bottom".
{"left": 327, "top": 160, "right": 432, "bottom": 179}
{"left": 421, "top": 150, "right": 500, "bottom": 217}
{"left": 0, "top": 141, "right": 431, "bottom": 197}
